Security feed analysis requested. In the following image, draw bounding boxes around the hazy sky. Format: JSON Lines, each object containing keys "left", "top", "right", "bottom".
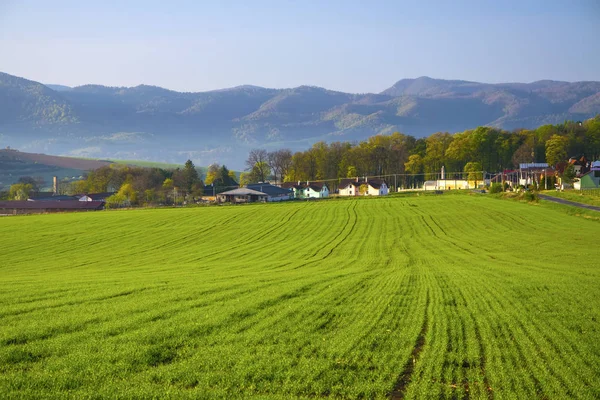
{"left": 0, "top": 0, "right": 599, "bottom": 93}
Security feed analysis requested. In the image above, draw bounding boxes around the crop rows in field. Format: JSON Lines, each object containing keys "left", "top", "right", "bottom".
{"left": 0, "top": 194, "right": 599, "bottom": 398}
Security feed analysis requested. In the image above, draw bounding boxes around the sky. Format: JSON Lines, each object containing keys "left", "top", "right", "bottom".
{"left": 0, "top": 0, "right": 599, "bottom": 93}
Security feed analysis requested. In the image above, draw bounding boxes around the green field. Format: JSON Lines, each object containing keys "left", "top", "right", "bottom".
{"left": 541, "top": 190, "right": 600, "bottom": 207}
{"left": 1, "top": 195, "right": 599, "bottom": 398}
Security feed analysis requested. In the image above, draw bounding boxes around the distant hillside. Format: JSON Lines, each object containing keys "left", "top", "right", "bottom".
{"left": 1, "top": 72, "right": 599, "bottom": 169}
{"left": 45, "top": 84, "right": 73, "bottom": 92}
{"left": 0, "top": 149, "right": 101, "bottom": 190}
{"left": 0, "top": 149, "right": 203, "bottom": 190}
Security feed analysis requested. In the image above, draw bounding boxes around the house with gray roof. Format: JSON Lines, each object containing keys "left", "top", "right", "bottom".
{"left": 217, "top": 188, "right": 268, "bottom": 203}
{"left": 246, "top": 183, "right": 293, "bottom": 202}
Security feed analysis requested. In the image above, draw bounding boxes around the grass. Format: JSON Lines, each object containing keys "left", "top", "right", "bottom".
{"left": 540, "top": 189, "right": 600, "bottom": 207}
{"left": 1, "top": 194, "right": 599, "bottom": 398}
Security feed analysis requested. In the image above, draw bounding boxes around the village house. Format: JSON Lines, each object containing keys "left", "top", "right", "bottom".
{"left": 77, "top": 192, "right": 115, "bottom": 202}
{"left": 304, "top": 182, "right": 329, "bottom": 198}
{"left": 246, "top": 183, "right": 293, "bottom": 202}
{"left": 280, "top": 181, "right": 329, "bottom": 199}
{"left": 217, "top": 188, "right": 268, "bottom": 203}
{"left": 280, "top": 182, "right": 305, "bottom": 198}
{"left": 338, "top": 178, "right": 389, "bottom": 196}
{"left": 573, "top": 161, "right": 600, "bottom": 190}
{"left": 568, "top": 155, "right": 589, "bottom": 176}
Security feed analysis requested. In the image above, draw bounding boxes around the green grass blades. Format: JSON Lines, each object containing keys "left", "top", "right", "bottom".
{"left": 0, "top": 194, "right": 599, "bottom": 399}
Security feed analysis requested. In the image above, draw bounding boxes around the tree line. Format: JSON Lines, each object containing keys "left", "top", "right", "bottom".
{"left": 243, "top": 116, "right": 600, "bottom": 187}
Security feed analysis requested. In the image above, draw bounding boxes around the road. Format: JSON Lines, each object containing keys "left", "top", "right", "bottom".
{"left": 538, "top": 194, "right": 600, "bottom": 212}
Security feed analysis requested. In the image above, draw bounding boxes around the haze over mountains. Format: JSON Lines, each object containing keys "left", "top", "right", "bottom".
{"left": 1, "top": 72, "right": 599, "bottom": 169}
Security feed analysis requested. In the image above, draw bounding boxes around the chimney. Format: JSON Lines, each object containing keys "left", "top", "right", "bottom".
{"left": 53, "top": 176, "right": 58, "bottom": 195}
{"left": 441, "top": 166, "right": 445, "bottom": 180}
{"left": 298, "top": 181, "right": 300, "bottom": 185}
{"left": 306, "top": 180, "right": 309, "bottom": 185}
{"left": 355, "top": 176, "right": 359, "bottom": 182}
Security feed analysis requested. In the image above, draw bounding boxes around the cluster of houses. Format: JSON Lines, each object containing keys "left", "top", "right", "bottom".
{"left": 217, "top": 178, "right": 389, "bottom": 203}
{"left": 4, "top": 156, "right": 599, "bottom": 213}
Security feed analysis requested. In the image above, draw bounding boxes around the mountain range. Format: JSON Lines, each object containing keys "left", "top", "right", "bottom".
{"left": 1, "top": 72, "right": 599, "bottom": 169}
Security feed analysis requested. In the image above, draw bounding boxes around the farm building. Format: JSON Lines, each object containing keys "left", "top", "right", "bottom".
{"left": 422, "top": 178, "right": 492, "bottom": 190}
{"left": 423, "top": 180, "right": 470, "bottom": 190}
{"left": 280, "top": 181, "right": 329, "bottom": 199}
{"left": 339, "top": 178, "right": 388, "bottom": 196}
{"left": 77, "top": 192, "right": 115, "bottom": 202}
{"left": 0, "top": 201, "right": 105, "bottom": 215}
{"left": 217, "top": 188, "right": 268, "bottom": 203}
{"left": 518, "top": 163, "right": 552, "bottom": 187}
{"left": 28, "top": 195, "right": 79, "bottom": 201}
{"left": 246, "top": 183, "right": 293, "bottom": 202}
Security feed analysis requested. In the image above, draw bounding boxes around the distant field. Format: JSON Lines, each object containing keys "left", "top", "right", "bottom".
{"left": 1, "top": 195, "right": 599, "bottom": 398}
{"left": 108, "top": 159, "right": 184, "bottom": 169}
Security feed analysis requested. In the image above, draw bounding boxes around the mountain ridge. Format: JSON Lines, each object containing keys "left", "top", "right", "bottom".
{"left": 1, "top": 71, "right": 599, "bottom": 169}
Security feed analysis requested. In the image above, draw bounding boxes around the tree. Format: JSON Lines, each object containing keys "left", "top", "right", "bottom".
{"left": 268, "top": 149, "right": 293, "bottom": 183}
{"left": 183, "top": 160, "right": 201, "bottom": 193}
{"left": 17, "top": 176, "right": 43, "bottom": 193}
{"left": 405, "top": 154, "right": 424, "bottom": 189}
{"left": 463, "top": 162, "right": 483, "bottom": 188}
{"left": 116, "top": 183, "right": 137, "bottom": 205}
{"left": 249, "top": 161, "right": 271, "bottom": 183}
{"left": 545, "top": 134, "right": 569, "bottom": 167}
{"left": 346, "top": 166, "right": 357, "bottom": 178}
{"left": 562, "top": 164, "right": 576, "bottom": 184}
{"left": 246, "top": 149, "right": 270, "bottom": 182}
{"left": 205, "top": 163, "right": 220, "bottom": 185}
{"left": 228, "top": 170, "right": 236, "bottom": 180}
{"left": 104, "top": 194, "right": 126, "bottom": 209}
{"left": 162, "top": 178, "right": 175, "bottom": 204}
{"left": 405, "top": 154, "right": 424, "bottom": 175}
{"left": 68, "top": 180, "right": 89, "bottom": 196}
{"left": 359, "top": 184, "right": 369, "bottom": 196}
{"left": 239, "top": 172, "right": 251, "bottom": 187}
{"left": 424, "top": 132, "right": 453, "bottom": 179}
{"left": 9, "top": 183, "right": 33, "bottom": 200}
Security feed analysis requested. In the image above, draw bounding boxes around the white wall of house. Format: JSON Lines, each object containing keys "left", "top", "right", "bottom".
{"left": 367, "top": 183, "right": 388, "bottom": 195}
{"left": 305, "top": 186, "right": 329, "bottom": 198}
{"left": 339, "top": 185, "right": 358, "bottom": 196}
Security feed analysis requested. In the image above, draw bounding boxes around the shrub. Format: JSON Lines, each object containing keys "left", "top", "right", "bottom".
{"left": 524, "top": 191, "right": 538, "bottom": 202}
{"left": 489, "top": 183, "right": 503, "bottom": 194}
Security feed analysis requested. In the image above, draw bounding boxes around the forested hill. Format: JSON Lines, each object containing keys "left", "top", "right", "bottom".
{"left": 1, "top": 72, "right": 599, "bottom": 169}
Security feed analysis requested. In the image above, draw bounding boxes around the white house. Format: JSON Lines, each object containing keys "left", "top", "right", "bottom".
{"left": 304, "top": 182, "right": 329, "bottom": 198}
{"left": 366, "top": 179, "right": 389, "bottom": 195}
{"left": 338, "top": 178, "right": 388, "bottom": 196}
